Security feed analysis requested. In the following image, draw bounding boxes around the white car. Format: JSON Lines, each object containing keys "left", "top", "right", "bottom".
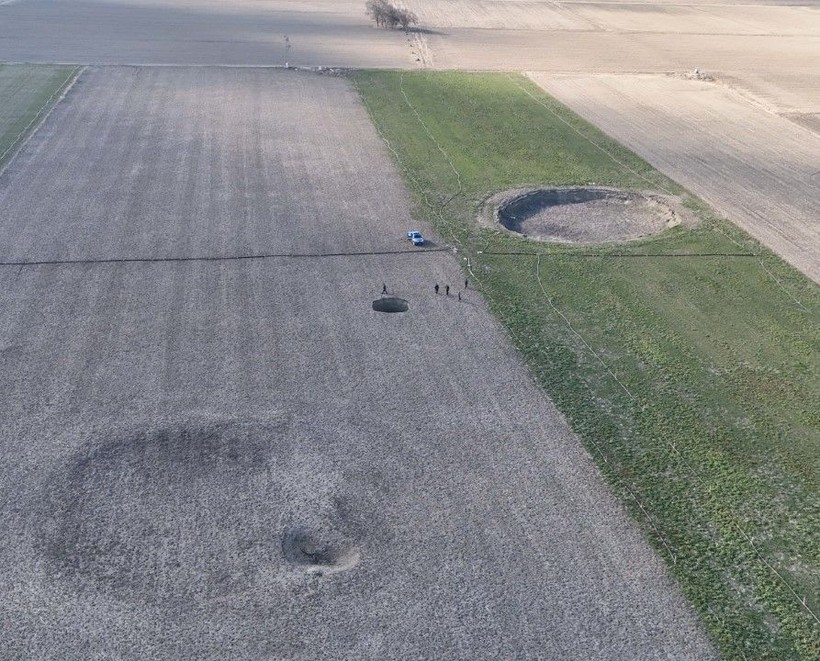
{"left": 407, "top": 230, "right": 425, "bottom": 246}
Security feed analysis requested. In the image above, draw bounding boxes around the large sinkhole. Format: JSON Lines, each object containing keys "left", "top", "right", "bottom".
{"left": 35, "top": 418, "right": 368, "bottom": 600}
{"left": 494, "top": 187, "right": 685, "bottom": 244}
{"left": 372, "top": 296, "right": 409, "bottom": 313}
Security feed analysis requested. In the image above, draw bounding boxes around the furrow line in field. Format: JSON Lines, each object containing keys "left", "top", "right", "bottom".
{"left": 507, "top": 74, "right": 677, "bottom": 197}
{"left": 0, "top": 247, "right": 450, "bottom": 268}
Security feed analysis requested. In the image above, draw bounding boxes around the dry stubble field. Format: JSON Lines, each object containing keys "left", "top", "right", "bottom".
{"left": 530, "top": 72, "right": 820, "bottom": 283}
{"left": 5, "top": 0, "right": 813, "bottom": 278}
{"left": 0, "top": 67, "right": 714, "bottom": 659}
{"left": 405, "top": 0, "right": 819, "bottom": 113}
{"left": 1, "top": 1, "right": 818, "bottom": 657}
{"left": 0, "top": 0, "right": 413, "bottom": 67}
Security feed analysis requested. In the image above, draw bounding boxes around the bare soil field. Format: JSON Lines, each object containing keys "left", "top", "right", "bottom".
{"left": 0, "top": 67, "right": 715, "bottom": 659}
{"left": 0, "top": 66, "right": 422, "bottom": 261}
{"left": 1, "top": 1, "right": 816, "bottom": 129}
{"left": 2, "top": 1, "right": 817, "bottom": 109}
{"left": 404, "top": 1, "right": 819, "bottom": 117}
{"left": 404, "top": 0, "right": 817, "bottom": 34}
{"left": 530, "top": 72, "right": 820, "bottom": 283}
{"left": 0, "top": 0, "right": 412, "bottom": 67}
{"left": 422, "top": 30, "right": 817, "bottom": 110}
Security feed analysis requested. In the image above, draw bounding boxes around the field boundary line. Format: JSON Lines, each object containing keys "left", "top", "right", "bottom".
{"left": 535, "top": 253, "right": 635, "bottom": 401}
{"left": 484, "top": 251, "right": 757, "bottom": 258}
{"left": 512, "top": 74, "right": 676, "bottom": 197}
{"left": 516, "top": 73, "right": 813, "bottom": 313}
{"left": 0, "top": 65, "right": 83, "bottom": 177}
{"left": 399, "top": 71, "right": 464, "bottom": 198}
{"left": 355, "top": 77, "right": 438, "bottom": 218}
{"left": 756, "top": 258, "right": 810, "bottom": 313}
{"left": 709, "top": 223, "right": 811, "bottom": 313}
{"left": 0, "top": 247, "right": 451, "bottom": 268}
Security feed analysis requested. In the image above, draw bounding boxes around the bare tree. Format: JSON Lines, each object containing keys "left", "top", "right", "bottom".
{"left": 365, "top": 0, "right": 418, "bottom": 30}
{"left": 397, "top": 7, "right": 418, "bottom": 30}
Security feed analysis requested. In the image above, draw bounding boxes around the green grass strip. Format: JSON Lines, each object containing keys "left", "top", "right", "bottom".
{"left": 354, "top": 70, "right": 820, "bottom": 660}
{"left": 0, "top": 63, "right": 81, "bottom": 171}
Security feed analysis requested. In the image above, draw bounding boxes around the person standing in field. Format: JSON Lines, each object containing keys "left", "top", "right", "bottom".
{"left": 445, "top": 285, "right": 450, "bottom": 296}
{"left": 434, "top": 283, "right": 439, "bottom": 294}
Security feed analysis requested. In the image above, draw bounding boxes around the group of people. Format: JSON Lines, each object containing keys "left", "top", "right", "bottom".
{"left": 380, "top": 279, "right": 470, "bottom": 301}
{"left": 434, "top": 279, "right": 468, "bottom": 300}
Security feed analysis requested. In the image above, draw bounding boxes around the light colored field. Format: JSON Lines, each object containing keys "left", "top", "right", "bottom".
{"left": 401, "top": 0, "right": 593, "bottom": 30}
{"left": 530, "top": 72, "right": 820, "bottom": 283}
{"left": 404, "top": 0, "right": 818, "bottom": 34}
{"left": 1, "top": 0, "right": 817, "bottom": 120}
{"left": 402, "top": 1, "right": 820, "bottom": 123}
{"left": 423, "top": 30, "right": 818, "bottom": 112}
{"left": 570, "top": 3, "right": 817, "bottom": 35}
{"left": 0, "top": 67, "right": 715, "bottom": 659}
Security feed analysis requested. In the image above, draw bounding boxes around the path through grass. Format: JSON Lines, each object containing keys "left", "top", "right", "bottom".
{"left": 354, "top": 71, "right": 820, "bottom": 660}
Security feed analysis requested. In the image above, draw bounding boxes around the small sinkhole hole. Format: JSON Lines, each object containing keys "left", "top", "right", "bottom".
{"left": 372, "top": 297, "right": 409, "bottom": 313}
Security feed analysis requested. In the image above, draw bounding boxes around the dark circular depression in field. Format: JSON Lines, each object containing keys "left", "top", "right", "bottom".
{"left": 496, "top": 187, "right": 682, "bottom": 243}
{"left": 36, "top": 420, "right": 368, "bottom": 601}
{"left": 372, "top": 296, "right": 409, "bottom": 313}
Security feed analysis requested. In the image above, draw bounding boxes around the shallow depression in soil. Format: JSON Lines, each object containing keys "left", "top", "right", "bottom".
{"left": 34, "top": 419, "right": 368, "bottom": 600}
{"left": 281, "top": 527, "right": 360, "bottom": 574}
{"left": 495, "top": 187, "right": 684, "bottom": 244}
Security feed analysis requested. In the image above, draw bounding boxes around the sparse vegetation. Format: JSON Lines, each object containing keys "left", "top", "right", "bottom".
{"left": 0, "top": 64, "right": 78, "bottom": 170}
{"left": 354, "top": 70, "right": 820, "bottom": 660}
{"left": 365, "top": 0, "right": 418, "bottom": 30}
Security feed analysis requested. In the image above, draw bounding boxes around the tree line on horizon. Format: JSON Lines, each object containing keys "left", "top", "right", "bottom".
{"left": 366, "top": 0, "right": 419, "bottom": 30}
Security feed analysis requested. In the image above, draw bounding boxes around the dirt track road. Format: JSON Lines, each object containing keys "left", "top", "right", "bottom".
{"left": 0, "top": 67, "right": 715, "bottom": 659}
{"left": 531, "top": 73, "right": 820, "bottom": 283}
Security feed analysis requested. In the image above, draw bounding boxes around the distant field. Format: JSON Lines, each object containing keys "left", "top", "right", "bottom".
{"left": 532, "top": 73, "right": 820, "bottom": 283}
{"left": 0, "top": 64, "right": 78, "bottom": 170}
{"left": 355, "top": 71, "right": 820, "bottom": 660}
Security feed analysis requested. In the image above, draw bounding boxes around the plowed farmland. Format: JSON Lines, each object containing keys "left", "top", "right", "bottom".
{"left": 0, "top": 67, "right": 714, "bottom": 659}
{"left": 1, "top": 1, "right": 818, "bottom": 658}
{"left": 0, "top": 0, "right": 412, "bottom": 67}
{"left": 355, "top": 70, "right": 820, "bottom": 659}
{"left": 530, "top": 73, "right": 820, "bottom": 283}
